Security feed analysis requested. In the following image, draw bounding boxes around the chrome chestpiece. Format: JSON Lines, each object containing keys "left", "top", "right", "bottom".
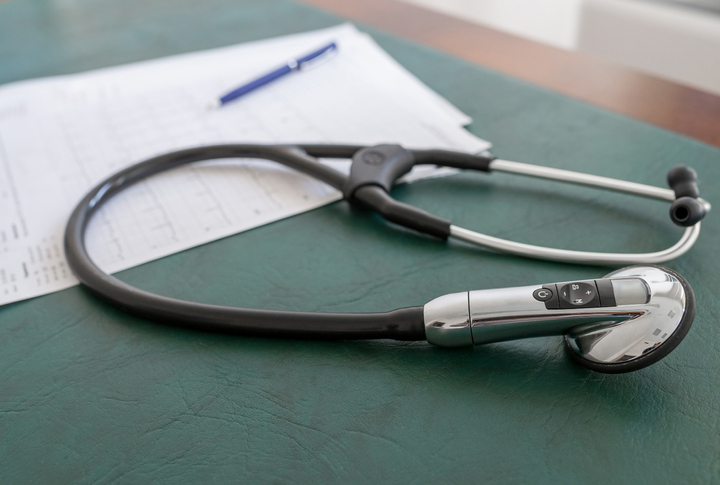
{"left": 424, "top": 266, "right": 695, "bottom": 373}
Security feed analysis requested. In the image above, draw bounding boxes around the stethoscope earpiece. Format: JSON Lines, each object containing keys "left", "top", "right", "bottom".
{"left": 667, "top": 165, "right": 700, "bottom": 198}
{"left": 670, "top": 197, "right": 707, "bottom": 227}
{"left": 666, "top": 165, "right": 708, "bottom": 227}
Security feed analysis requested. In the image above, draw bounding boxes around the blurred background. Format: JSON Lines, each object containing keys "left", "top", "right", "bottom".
{"left": 400, "top": 0, "right": 720, "bottom": 95}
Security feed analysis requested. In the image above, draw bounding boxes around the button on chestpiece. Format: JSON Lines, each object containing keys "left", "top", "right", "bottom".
{"left": 558, "top": 281, "right": 601, "bottom": 309}
{"left": 533, "top": 288, "right": 554, "bottom": 302}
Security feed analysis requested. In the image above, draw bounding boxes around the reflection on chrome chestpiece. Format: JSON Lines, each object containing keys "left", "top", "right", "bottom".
{"left": 423, "top": 292, "right": 472, "bottom": 347}
{"left": 423, "top": 266, "right": 694, "bottom": 373}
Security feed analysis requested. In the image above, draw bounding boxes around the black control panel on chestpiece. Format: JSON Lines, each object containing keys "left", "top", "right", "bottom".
{"left": 534, "top": 279, "right": 617, "bottom": 309}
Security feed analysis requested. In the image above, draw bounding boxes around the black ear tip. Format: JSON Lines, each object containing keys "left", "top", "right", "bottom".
{"left": 670, "top": 197, "right": 706, "bottom": 226}
{"left": 667, "top": 165, "right": 697, "bottom": 186}
{"left": 667, "top": 165, "right": 700, "bottom": 199}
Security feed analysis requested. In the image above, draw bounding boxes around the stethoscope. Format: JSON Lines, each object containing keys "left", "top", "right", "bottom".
{"left": 64, "top": 144, "right": 708, "bottom": 373}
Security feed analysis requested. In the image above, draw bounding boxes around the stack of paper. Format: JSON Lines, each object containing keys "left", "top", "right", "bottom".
{"left": 0, "top": 24, "right": 490, "bottom": 305}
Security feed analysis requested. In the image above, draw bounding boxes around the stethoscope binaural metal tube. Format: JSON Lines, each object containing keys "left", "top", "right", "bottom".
{"left": 450, "top": 224, "right": 701, "bottom": 266}
{"left": 490, "top": 159, "right": 710, "bottom": 208}
{"left": 446, "top": 158, "right": 709, "bottom": 265}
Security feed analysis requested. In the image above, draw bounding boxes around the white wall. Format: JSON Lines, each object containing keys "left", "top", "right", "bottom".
{"left": 398, "top": 0, "right": 584, "bottom": 50}
{"left": 578, "top": 0, "right": 720, "bottom": 95}
{"left": 399, "top": 0, "right": 720, "bottom": 95}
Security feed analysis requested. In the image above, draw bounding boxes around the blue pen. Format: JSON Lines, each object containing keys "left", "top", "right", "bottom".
{"left": 209, "top": 41, "right": 337, "bottom": 109}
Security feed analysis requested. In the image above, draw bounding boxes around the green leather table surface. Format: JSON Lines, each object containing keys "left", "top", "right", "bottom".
{"left": 1, "top": 0, "right": 719, "bottom": 483}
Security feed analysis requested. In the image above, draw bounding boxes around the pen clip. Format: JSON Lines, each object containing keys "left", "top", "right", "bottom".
{"left": 298, "top": 46, "right": 338, "bottom": 72}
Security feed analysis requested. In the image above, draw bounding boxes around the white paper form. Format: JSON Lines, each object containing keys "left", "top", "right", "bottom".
{"left": 0, "top": 24, "right": 490, "bottom": 305}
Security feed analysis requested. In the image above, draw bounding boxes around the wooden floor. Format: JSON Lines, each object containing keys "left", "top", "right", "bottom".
{"left": 300, "top": 0, "right": 720, "bottom": 149}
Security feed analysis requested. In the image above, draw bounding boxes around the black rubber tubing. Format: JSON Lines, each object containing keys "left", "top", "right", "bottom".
{"left": 64, "top": 144, "right": 427, "bottom": 341}
{"left": 352, "top": 185, "right": 452, "bottom": 239}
